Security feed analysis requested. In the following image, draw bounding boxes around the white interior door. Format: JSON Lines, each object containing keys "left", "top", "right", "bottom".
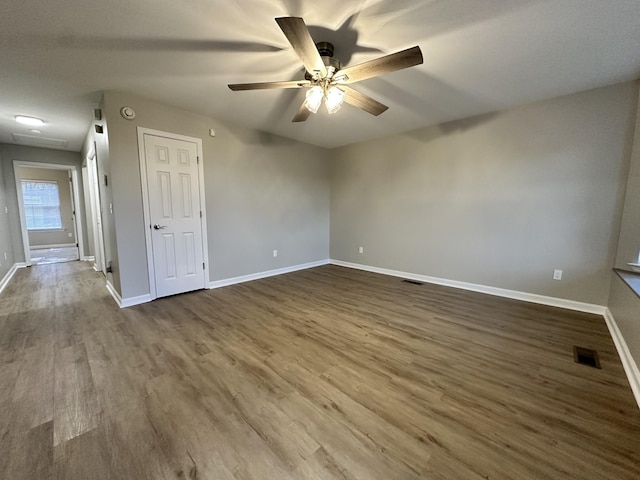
{"left": 88, "top": 151, "right": 106, "bottom": 274}
{"left": 143, "top": 133, "right": 205, "bottom": 298}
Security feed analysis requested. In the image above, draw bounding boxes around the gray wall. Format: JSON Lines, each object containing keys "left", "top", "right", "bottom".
{"left": 17, "top": 166, "right": 76, "bottom": 247}
{"left": 82, "top": 98, "right": 119, "bottom": 288}
{"left": 99, "top": 91, "right": 330, "bottom": 300}
{"left": 330, "top": 83, "right": 638, "bottom": 306}
{"left": 0, "top": 144, "right": 87, "bottom": 263}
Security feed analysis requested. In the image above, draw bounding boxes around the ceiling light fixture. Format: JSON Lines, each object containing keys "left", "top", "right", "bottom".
{"left": 304, "top": 84, "right": 345, "bottom": 115}
{"left": 15, "top": 115, "right": 45, "bottom": 126}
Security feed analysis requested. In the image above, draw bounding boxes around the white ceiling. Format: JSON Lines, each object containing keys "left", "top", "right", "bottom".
{"left": 1, "top": 0, "right": 640, "bottom": 151}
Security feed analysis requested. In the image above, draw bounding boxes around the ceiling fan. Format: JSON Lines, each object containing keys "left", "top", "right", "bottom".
{"left": 228, "top": 17, "right": 423, "bottom": 122}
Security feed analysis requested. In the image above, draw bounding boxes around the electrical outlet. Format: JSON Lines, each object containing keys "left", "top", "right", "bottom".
{"left": 553, "top": 269, "right": 563, "bottom": 280}
{"left": 273, "top": 249, "right": 278, "bottom": 258}
{"left": 68, "top": 232, "right": 73, "bottom": 237}
{"left": 4, "top": 206, "right": 7, "bottom": 214}
{"left": 3, "top": 252, "right": 6, "bottom": 261}
{"left": 358, "top": 246, "right": 364, "bottom": 254}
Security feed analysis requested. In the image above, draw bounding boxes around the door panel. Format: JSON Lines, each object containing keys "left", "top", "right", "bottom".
{"left": 144, "top": 134, "right": 205, "bottom": 297}
{"left": 179, "top": 174, "right": 192, "bottom": 218}
{"left": 183, "top": 232, "right": 196, "bottom": 276}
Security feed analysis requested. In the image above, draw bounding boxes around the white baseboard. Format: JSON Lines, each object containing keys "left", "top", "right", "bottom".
{"left": 0, "top": 262, "right": 28, "bottom": 295}
{"left": 30, "top": 243, "right": 76, "bottom": 249}
{"left": 604, "top": 308, "right": 640, "bottom": 409}
{"left": 105, "top": 280, "right": 152, "bottom": 308}
{"left": 105, "top": 280, "right": 122, "bottom": 307}
{"left": 121, "top": 293, "right": 153, "bottom": 308}
{"left": 81, "top": 256, "right": 95, "bottom": 262}
{"left": 209, "top": 259, "right": 330, "bottom": 289}
{"left": 107, "top": 259, "right": 330, "bottom": 307}
{"left": 329, "top": 260, "right": 606, "bottom": 315}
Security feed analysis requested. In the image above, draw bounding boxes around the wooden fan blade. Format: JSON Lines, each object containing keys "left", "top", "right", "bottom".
{"left": 340, "top": 86, "right": 389, "bottom": 116}
{"left": 275, "top": 17, "right": 327, "bottom": 78}
{"left": 292, "top": 101, "right": 311, "bottom": 122}
{"left": 335, "top": 46, "right": 423, "bottom": 84}
{"left": 228, "top": 80, "right": 310, "bottom": 91}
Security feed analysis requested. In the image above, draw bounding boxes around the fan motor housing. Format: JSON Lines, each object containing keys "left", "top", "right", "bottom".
{"left": 316, "top": 41, "right": 334, "bottom": 57}
{"left": 304, "top": 42, "right": 341, "bottom": 79}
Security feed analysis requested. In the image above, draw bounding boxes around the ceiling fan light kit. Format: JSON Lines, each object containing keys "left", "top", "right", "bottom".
{"left": 228, "top": 17, "right": 423, "bottom": 122}
{"left": 304, "top": 84, "right": 344, "bottom": 114}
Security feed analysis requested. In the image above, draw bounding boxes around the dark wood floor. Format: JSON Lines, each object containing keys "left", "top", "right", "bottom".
{"left": 1, "top": 262, "right": 639, "bottom": 479}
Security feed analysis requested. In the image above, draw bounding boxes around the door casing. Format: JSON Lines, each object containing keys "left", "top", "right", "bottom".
{"left": 13, "top": 160, "right": 86, "bottom": 267}
{"left": 86, "top": 145, "right": 107, "bottom": 274}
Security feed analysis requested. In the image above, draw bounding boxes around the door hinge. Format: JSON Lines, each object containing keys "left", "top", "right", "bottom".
{"left": 200, "top": 211, "right": 202, "bottom": 218}
{"left": 76, "top": 243, "right": 79, "bottom": 247}
{"left": 202, "top": 262, "right": 205, "bottom": 270}
{"left": 197, "top": 156, "right": 199, "bottom": 164}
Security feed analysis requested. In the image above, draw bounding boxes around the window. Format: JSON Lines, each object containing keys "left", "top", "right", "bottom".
{"left": 21, "top": 180, "right": 63, "bottom": 230}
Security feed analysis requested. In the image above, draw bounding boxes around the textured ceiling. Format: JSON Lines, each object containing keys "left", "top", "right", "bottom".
{"left": 1, "top": 0, "right": 640, "bottom": 151}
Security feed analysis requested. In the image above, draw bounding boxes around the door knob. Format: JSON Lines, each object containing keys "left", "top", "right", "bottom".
{"left": 153, "top": 224, "right": 167, "bottom": 230}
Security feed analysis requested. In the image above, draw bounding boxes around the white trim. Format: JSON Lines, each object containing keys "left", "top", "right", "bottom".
{"left": 0, "top": 263, "right": 27, "bottom": 295}
{"left": 209, "top": 260, "right": 329, "bottom": 289}
{"left": 604, "top": 308, "right": 640, "bottom": 409}
{"left": 137, "top": 127, "right": 209, "bottom": 301}
{"left": 81, "top": 256, "right": 95, "bottom": 262}
{"left": 106, "top": 280, "right": 122, "bottom": 307}
{"left": 70, "top": 165, "right": 86, "bottom": 261}
{"left": 106, "top": 280, "right": 152, "bottom": 308}
{"left": 121, "top": 294, "right": 153, "bottom": 308}
{"left": 13, "top": 161, "right": 32, "bottom": 267}
{"left": 30, "top": 243, "right": 77, "bottom": 249}
{"left": 87, "top": 145, "right": 106, "bottom": 275}
{"left": 329, "top": 260, "right": 606, "bottom": 315}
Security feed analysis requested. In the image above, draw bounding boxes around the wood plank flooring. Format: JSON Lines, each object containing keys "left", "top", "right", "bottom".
{"left": 1, "top": 261, "right": 639, "bottom": 479}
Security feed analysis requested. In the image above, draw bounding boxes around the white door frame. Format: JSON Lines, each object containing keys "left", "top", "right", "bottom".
{"left": 137, "top": 127, "right": 209, "bottom": 300}
{"left": 86, "top": 145, "right": 107, "bottom": 274}
{"left": 13, "top": 160, "right": 86, "bottom": 267}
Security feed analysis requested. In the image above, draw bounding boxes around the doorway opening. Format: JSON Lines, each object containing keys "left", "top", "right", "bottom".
{"left": 13, "top": 161, "right": 86, "bottom": 267}
{"left": 84, "top": 145, "right": 107, "bottom": 275}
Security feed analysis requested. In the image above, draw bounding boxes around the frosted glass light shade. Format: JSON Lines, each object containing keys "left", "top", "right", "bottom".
{"left": 325, "top": 87, "right": 344, "bottom": 114}
{"left": 304, "top": 86, "right": 323, "bottom": 114}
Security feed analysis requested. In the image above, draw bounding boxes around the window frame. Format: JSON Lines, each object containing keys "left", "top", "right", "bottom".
{"left": 20, "top": 179, "right": 64, "bottom": 231}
